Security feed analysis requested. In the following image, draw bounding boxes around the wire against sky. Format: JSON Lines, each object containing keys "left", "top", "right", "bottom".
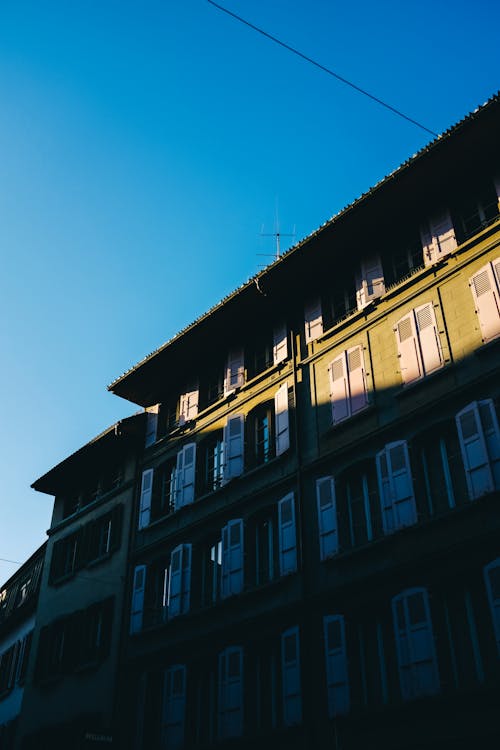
{"left": 207, "top": 0, "right": 438, "bottom": 138}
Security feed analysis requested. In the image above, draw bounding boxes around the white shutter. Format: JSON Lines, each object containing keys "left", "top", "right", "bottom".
{"left": 175, "top": 443, "right": 196, "bottom": 509}
{"left": 304, "top": 298, "right": 323, "bottom": 343}
{"left": 421, "top": 210, "right": 457, "bottom": 266}
{"left": 281, "top": 626, "right": 302, "bottom": 726}
{"left": 178, "top": 386, "right": 199, "bottom": 425}
{"left": 470, "top": 261, "right": 500, "bottom": 343}
{"left": 316, "top": 477, "right": 338, "bottom": 560}
{"left": 138, "top": 469, "right": 154, "bottom": 529}
{"left": 392, "top": 589, "right": 439, "bottom": 700}
{"left": 355, "top": 255, "right": 385, "bottom": 309}
{"left": 278, "top": 493, "right": 297, "bottom": 576}
{"left": 273, "top": 323, "right": 288, "bottom": 365}
{"left": 347, "top": 345, "right": 368, "bottom": 414}
{"left": 221, "top": 519, "right": 244, "bottom": 598}
{"left": 376, "top": 442, "right": 416, "bottom": 533}
{"left": 395, "top": 311, "right": 422, "bottom": 385}
{"left": 145, "top": 406, "right": 159, "bottom": 448}
{"left": 130, "top": 565, "right": 146, "bottom": 634}
{"left": 274, "top": 382, "right": 290, "bottom": 456}
{"left": 223, "top": 414, "right": 244, "bottom": 482}
{"left": 168, "top": 544, "right": 191, "bottom": 618}
{"left": 456, "top": 400, "right": 500, "bottom": 499}
{"left": 484, "top": 559, "right": 500, "bottom": 655}
{"left": 224, "top": 348, "right": 245, "bottom": 396}
{"left": 415, "top": 303, "right": 443, "bottom": 375}
{"left": 161, "top": 665, "right": 186, "bottom": 750}
{"left": 218, "top": 647, "right": 243, "bottom": 739}
{"left": 329, "top": 354, "right": 349, "bottom": 424}
{"left": 323, "top": 615, "right": 349, "bottom": 716}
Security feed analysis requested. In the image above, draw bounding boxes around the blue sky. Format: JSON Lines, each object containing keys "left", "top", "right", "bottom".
{"left": 1, "top": 0, "right": 499, "bottom": 579}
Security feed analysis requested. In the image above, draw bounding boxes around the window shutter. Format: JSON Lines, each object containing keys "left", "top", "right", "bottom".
{"left": 178, "top": 386, "right": 199, "bottom": 425}
{"left": 329, "top": 354, "right": 349, "bottom": 424}
{"left": 415, "top": 303, "right": 443, "bottom": 375}
{"left": 145, "top": 406, "right": 159, "bottom": 448}
{"left": 138, "top": 469, "right": 154, "bottom": 529}
{"left": 161, "top": 665, "right": 186, "bottom": 750}
{"left": 479, "top": 399, "right": 500, "bottom": 489}
{"left": 316, "top": 477, "right": 338, "bottom": 560}
{"left": 221, "top": 519, "right": 244, "bottom": 598}
{"left": 484, "top": 559, "right": 500, "bottom": 655}
{"left": 456, "top": 401, "right": 495, "bottom": 499}
{"left": 218, "top": 647, "right": 243, "bottom": 739}
{"left": 470, "top": 261, "right": 500, "bottom": 342}
{"left": 168, "top": 544, "right": 192, "bottom": 618}
{"left": 304, "top": 298, "right": 323, "bottom": 343}
{"left": 347, "top": 345, "right": 368, "bottom": 414}
{"left": 278, "top": 493, "right": 297, "bottom": 576}
{"left": 224, "top": 348, "right": 245, "bottom": 396}
{"left": 395, "top": 311, "right": 422, "bottom": 384}
{"left": 274, "top": 383, "right": 290, "bottom": 456}
{"left": 130, "top": 565, "right": 146, "bottom": 634}
{"left": 223, "top": 414, "right": 244, "bottom": 482}
{"left": 273, "top": 323, "right": 288, "bottom": 365}
{"left": 323, "top": 615, "right": 349, "bottom": 716}
{"left": 355, "top": 255, "right": 385, "bottom": 309}
{"left": 281, "top": 626, "right": 302, "bottom": 726}
{"left": 421, "top": 210, "right": 457, "bottom": 266}
{"left": 392, "top": 589, "right": 439, "bottom": 700}
{"left": 175, "top": 443, "right": 196, "bottom": 509}
{"left": 376, "top": 442, "right": 416, "bottom": 533}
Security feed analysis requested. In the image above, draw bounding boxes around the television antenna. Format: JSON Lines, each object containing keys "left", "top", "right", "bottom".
{"left": 258, "top": 205, "right": 295, "bottom": 264}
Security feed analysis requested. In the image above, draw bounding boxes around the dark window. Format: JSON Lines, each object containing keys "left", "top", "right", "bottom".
{"left": 455, "top": 183, "right": 499, "bottom": 243}
{"left": 199, "top": 365, "right": 224, "bottom": 410}
{"left": 247, "top": 402, "right": 275, "bottom": 468}
{"left": 49, "top": 533, "right": 79, "bottom": 583}
{"left": 157, "top": 398, "right": 179, "bottom": 438}
{"left": 252, "top": 510, "right": 279, "bottom": 587}
{"left": 417, "top": 425, "right": 469, "bottom": 516}
{"left": 0, "top": 644, "right": 17, "bottom": 694}
{"left": 383, "top": 236, "right": 423, "bottom": 286}
{"left": 324, "top": 281, "right": 357, "bottom": 329}
{"left": 201, "top": 538, "right": 222, "bottom": 607}
{"left": 62, "top": 494, "right": 79, "bottom": 519}
{"left": 198, "top": 432, "right": 225, "bottom": 495}
{"left": 246, "top": 332, "right": 273, "bottom": 379}
{"left": 151, "top": 461, "right": 176, "bottom": 521}
{"left": 143, "top": 560, "right": 169, "bottom": 628}
{"left": 337, "top": 463, "right": 381, "bottom": 549}
{"left": 17, "top": 631, "right": 33, "bottom": 685}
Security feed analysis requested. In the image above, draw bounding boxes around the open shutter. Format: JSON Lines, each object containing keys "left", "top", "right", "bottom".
{"left": 168, "top": 544, "right": 191, "bottom": 618}
{"left": 415, "top": 303, "right": 443, "bottom": 375}
{"left": 479, "top": 399, "right": 500, "bottom": 489}
{"left": 355, "top": 254, "right": 385, "bottom": 309}
{"left": 395, "top": 311, "right": 422, "bottom": 385}
{"left": 484, "top": 559, "right": 500, "bottom": 655}
{"left": 273, "top": 323, "right": 288, "bottom": 365}
{"left": 224, "top": 348, "right": 245, "bottom": 396}
{"left": 161, "top": 665, "right": 186, "bottom": 750}
{"left": 323, "top": 615, "right": 349, "bottom": 716}
{"left": 218, "top": 647, "right": 243, "bottom": 739}
{"left": 304, "top": 298, "right": 323, "bottom": 343}
{"left": 145, "top": 406, "right": 159, "bottom": 448}
{"left": 178, "top": 386, "right": 199, "bottom": 425}
{"left": 316, "top": 477, "right": 338, "bottom": 560}
{"left": 470, "top": 261, "right": 500, "bottom": 342}
{"left": 456, "top": 402, "right": 494, "bottom": 499}
{"left": 281, "top": 626, "right": 302, "bottom": 726}
{"left": 221, "top": 519, "right": 244, "bottom": 598}
{"left": 274, "top": 383, "right": 290, "bottom": 456}
{"left": 329, "top": 354, "right": 349, "bottom": 424}
{"left": 278, "top": 493, "right": 297, "bottom": 575}
{"left": 130, "top": 565, "right": 146, "bottom": 634}
{"left": 223, "top": 414, "right": 244, "bottom": 481}
{"left": 138, "top": 469, "right": 154, "bottom": 529}
{"left": 175, "top": 443, "right": 196, "bottom": 509}
{"left": 377, "top": 442, "right": 416, "bottom": 533}
{"left": 421, "top": 210, "right": 457, "bottom": 266}
{"left": 347, "top": 345, "right": 368, "bottom": 414}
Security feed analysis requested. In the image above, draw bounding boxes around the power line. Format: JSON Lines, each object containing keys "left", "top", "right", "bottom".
{"left": 0, "top": 557, "right": 21, "bottom": 566}
{"left": 207, "top": 0, "right": 438, "bottom": 138}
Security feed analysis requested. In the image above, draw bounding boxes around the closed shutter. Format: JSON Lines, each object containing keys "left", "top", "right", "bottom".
{"left": 392, "top": 589, "right": 439, "bottom": 700}
{"left": 273, "top": 323, "right": 288, "bottom": 365}
{"left": 145, "top": 406, "right": 159, "bottom": 448}
{"left": 421, "top": 210, "right": 457, "bottom": 266}
{"left": 376, "top": 442, "right": 416, "bottom": 533}
{"left": 161, "top": 665, "right": 186, "bottom": 750}
{"left": 175, "top": 443, "right": 196, "bottom": 509}
{"left": 470, "top": 261, "right": 500, "bottom": 342}
{"left": 456, "top": 401, "right": 495, "bottom": 499}
{"left": 484, "top": 559, "right": 500, "bottom": 655}
{"left": 395, "top": 311, "right": 422, "bottom": 384}
{"left": 356, "top": 255, "right": 385, "bottom": 309}
{"left": 347, "top": 345, "right": 368, "bottom": 414}
{"left": 218, "top": 647, "right": 243, "bottom": 739}
{"left": 138, "top": 469, "right": 154, "bottom": 529}
{"left": 316, "top": 477, "right": 338, "bottom": 560}
{"left": 178, "top": 386, "right": 199, "bottom": 425}
{"left": 323, "top": 615, "right": 349, "bottom": 716}
{"left": 130, "top": 565, "right": 146, "bottom": 634}
{"left": 274, "top": 383, "right": 290, "bottom": 456}
{"left": 304, "top": 298, "right": 323, "bottom": 343}
{"left": 329, "top": 354, "right": 349, "bottom": 424}
{"left": 223, "top": 414, "right": 244, "bottom": 481}
{"left": 281, "top": 626, "right": 302, "bottom": 726}
{"left": 224, "top": 348, "right": 245, "bottom": 396}
{"left": 168, "top": 544, "right": 192, "bottom": 618}
{"left": 415, "top": 303, "right": 443, "bottom": 375}
{"left": 221, "top": 519, "right": 244, "bottom": 598}
{"left": 278, "top": 493, "right": 297, "bottom": 575}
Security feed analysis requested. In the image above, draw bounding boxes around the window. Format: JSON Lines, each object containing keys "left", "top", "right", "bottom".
{"left": 87, "top": 506, "right": 123, "bottom": 563}
{"left": 455, "top": 183, "right": 499, "bottom": 242}
{"left": 218, "top": 647, "right": 243, "bottom": 739}
{"left": 329, "top": 345, "right": 369, "bottom": 424}
{"left": 142, "top": 559, "right": 169, "bottom": 629}
{"left": 278, "top": 493, "right": 297, "bottom": 576}
{"left": 199, "top": 431, "right": 225, "bottom": 494}
{"left": 323, "top": 615, "right": 349, "bottom": 716}
{"left": 248, "top": 403, "right": 275, "bottom": 467}
{"left": 168, "top": 544, "right": 192, "bottom": 618}
{"left": 223, "top": 414, "right": 244, "bottom": 482}
{"left": 224, "top": 348, "right": 245, "bottom": 396}
{"left": 145, "top": 406, "right": 159, "bottom": 448}
{"left": 255, "top": 642, "right": 278, "bottom": 731}
{"left": 376, "top": 441, "right": 417, "bottom": 534}
{"left": 178, "top": 383, "right": 199, "bottom": 425}
{"left": 281, "top": 627, "right": 302, "bottom": 726}
{"left": 469, "top": 257, "right": 500, "bottom": 343}
{"left": 49, "top": 532, "right": 79, "bottom": 583}
{"left": 80, "top": 600, "right": 113, "bottom": 665}
{"left": 174, "top": 443, "right": 197, "bottom": 510}
{"left": 221, "top": 520, "right": 244, "bottom": 599}
{"left": 161, "top": 665, "right": 186, "bottom": 750}
{"left": 355, "top": 254, "right": 385, "bottom": 309}
{"left": 341, "top": 466, "right": 381, "bottom": 547}
{"left": 420, "top": 209, "right": 457, "bottom": 266}
{"left": 392, "top": 588, "right": 439, "bottom": 700}
{"left": 456, "top": 400, "right": 500, "bottom": 499}
{"left": 316, "top": 477, "right": 338, "bottom": 560}
{"left": 130, "top": 565, "right": 146, "bottom": 635}
{"left": 383, "top": 236, "right": 423, "bottom": 286}
{"left": 273, "top": 323, "right": 288, "bottom": 365}
{"left": 17, "top": 631, "right": 33, "bottom": 685}
{"left": 0, "top": 643, "right": 18, "bottom": 695}
{"left": 138, "top": 469, "right": 154, "bottom": 529}
{"left": 395, "top": 303, "right": 443, "bottom": 385}
{"left": 254, "top": 512, "right": 278, "bottom": 586}
{"left": 201, "top": 538, "right": 222, "bottom": 606}
{"left": 484, "top": 559, "right": 500, "bottom": 656}
{"left": 326, "top": 279, "right": 357, "bottom": 328}
{"left": 304, "top": 298, "right": 323, "bottom": 343}
{"left": 417, "top": 425, "right": 469, "bottom": 514}
{"left": 151, "top": 459, "right": 177, "bottom": 522}
{"left": 246, "top": 332, "right": 273, "bottom": 379}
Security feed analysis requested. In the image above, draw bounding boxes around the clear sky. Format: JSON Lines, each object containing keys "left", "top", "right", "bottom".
{"left": 1, "top": 0, "right": 499, "bottom": 581}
